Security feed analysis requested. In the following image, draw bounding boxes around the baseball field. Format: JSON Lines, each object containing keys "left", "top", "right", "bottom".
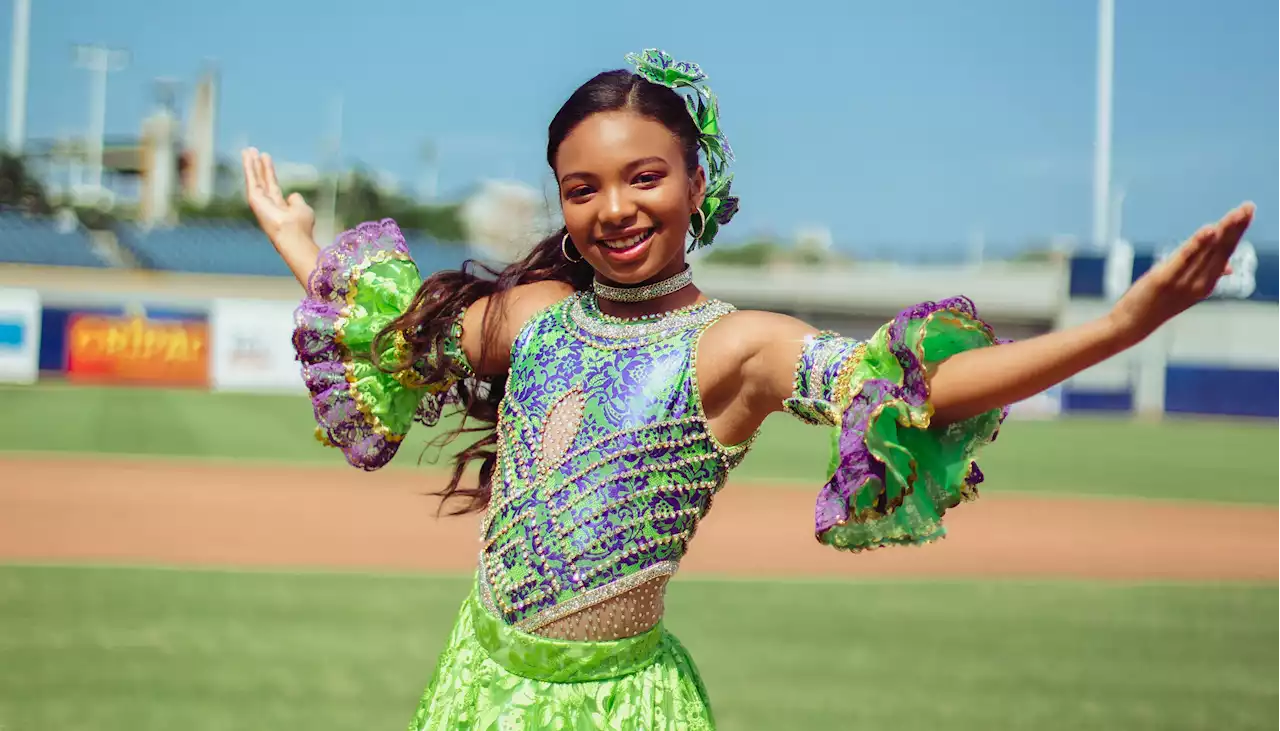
{"left": 1, "top": 382, "right": 1276, "bottom": 730}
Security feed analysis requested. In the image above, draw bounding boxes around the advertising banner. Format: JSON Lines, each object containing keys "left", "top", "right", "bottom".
{"left": 0, "top": 288, "right": 41, "bottom": 385}
{"left": 1006, "top": 384, "right": 1063, "bottom": 420}
{"left": 65, "top": 313, "right": 209, "bottom": 387}
{"left": 209, "top": 299, "right": 305, "bottom": 393}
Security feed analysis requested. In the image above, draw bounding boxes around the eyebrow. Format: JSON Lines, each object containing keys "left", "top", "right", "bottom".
{"left": 558, "top": 156, "right": 669, "bottom": 185}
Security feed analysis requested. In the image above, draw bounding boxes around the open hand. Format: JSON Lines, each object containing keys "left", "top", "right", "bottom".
{"left": 1108, "top": 201, "right": 1255, "bottom": 345}
{"left": 242, "top": 147, "right": 315, "bottom": 245}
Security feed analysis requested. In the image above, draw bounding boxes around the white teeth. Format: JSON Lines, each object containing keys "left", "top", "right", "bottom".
{"left": 600, "top": 229, "right": 651, "bottom": 249}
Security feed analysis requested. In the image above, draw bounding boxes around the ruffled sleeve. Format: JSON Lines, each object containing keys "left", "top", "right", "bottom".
{"left": 291, "top": 218, "right": 473, "bottom": 470}
{"left": 785, "top": 296, "right": 1009, "bottom": 552}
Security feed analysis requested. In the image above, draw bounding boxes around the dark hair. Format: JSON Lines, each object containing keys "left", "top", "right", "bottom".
{"left": 376, "top": 69, "right": 704, "bottom": 516}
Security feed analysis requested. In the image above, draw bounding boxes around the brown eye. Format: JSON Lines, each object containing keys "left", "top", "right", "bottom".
{"left": 634, "top": 172, "right": 663, "bottom": 186}
{"left": 566, "top": 185, "right": 593, "bottom": 200}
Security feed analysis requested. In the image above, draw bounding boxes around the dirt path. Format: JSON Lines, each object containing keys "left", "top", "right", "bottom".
{"left": 0, "top": 455, "right": 1275, "bottom": 581}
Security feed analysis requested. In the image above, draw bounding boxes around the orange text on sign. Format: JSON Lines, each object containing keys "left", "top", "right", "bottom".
{"left": 66, "top": 314, "right": 209, "bottom": 386}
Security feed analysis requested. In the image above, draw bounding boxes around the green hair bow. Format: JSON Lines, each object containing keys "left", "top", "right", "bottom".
{"left": 624, "top": 48, "right": 739, "bottom": 252}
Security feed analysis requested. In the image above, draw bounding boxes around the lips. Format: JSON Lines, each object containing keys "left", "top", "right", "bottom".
{"left": 594, "top": 227, "right": 657, "bottom": 264}
{"left": 597, "top": 228, "right": 655, "bottom": 251}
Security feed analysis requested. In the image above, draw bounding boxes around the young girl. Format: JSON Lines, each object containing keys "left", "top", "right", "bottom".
{"left": 241, "top": 49, "right": 1253, "bottom": 730}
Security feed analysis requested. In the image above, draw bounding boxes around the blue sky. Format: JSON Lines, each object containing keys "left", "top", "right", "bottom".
{"left": 2, "top": 0, "right": 1276, "bottom": 255}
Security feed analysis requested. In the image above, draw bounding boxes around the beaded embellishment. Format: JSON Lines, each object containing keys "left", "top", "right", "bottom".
{"left": 565, "top": 293, "right": 736, "bottom": 344}
{"left": 592, "top": 266, "right": 694, "bottom": 303}
{"left": 477, "top": 292, "right": 749, "bottom": 638}
{"left": 783, "top": 331, "right": 867, "bottom": 427}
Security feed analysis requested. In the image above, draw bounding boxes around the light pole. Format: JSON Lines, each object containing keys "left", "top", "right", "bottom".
{"left": 1092, "top": 0, "right": 1115, "bottom": 250}
{"left": 421, "top": 140, "right": 438, "bottom": 201}
{"left": 7, "top": 0, "right": 31, "bottom": 153}
{"left": 73, "top": 43, "right": 130, "bottom": 200}
{"left": 318, "top": 95, "right": 344, "bottom": 243}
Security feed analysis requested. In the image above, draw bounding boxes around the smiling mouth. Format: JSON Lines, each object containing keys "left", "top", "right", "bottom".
{"left": 597, "top": 228, "right": 656, "bottom": 250}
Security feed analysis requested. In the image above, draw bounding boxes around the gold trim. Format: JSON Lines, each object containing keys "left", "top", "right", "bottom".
{"left": 820, "top": 303, "right": 1000, "bottom": 532}
{"left": 333, "top": 248, "right": 417, "bottom": 443}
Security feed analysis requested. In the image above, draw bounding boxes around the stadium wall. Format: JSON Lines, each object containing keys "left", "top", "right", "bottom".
{"left": 2, "top": 252, "right": 1274, "bottom": 419}
{"left": 1061, "top": 245, "right": 1278, "bottom": 418}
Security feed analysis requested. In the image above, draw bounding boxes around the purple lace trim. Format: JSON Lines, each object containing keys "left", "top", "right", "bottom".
{"left": 292, "top": 219, "right": 413, "bottom": 471}
{"left": 813, "top": 296, "right": 1009, "bottom": 535}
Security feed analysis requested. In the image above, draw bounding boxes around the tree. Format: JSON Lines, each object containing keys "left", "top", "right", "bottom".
{"left": 0, "top": 152, "right": 51, "bottom": 215}
{"left": 335, "top": 168, "right": 467, "bottom": 242}
{"left": 701, "top": 239, "right": 782, "bottom": 267}
{"left": 177, "top": 164, "right": 465, "bottom": 241}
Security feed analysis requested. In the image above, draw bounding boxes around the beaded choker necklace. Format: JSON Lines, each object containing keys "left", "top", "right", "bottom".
{"left": 565, "top": 293, "right": 735, "bottom": 346}
{"left": 592, "top": 266, "right": 693, "bottom": 303}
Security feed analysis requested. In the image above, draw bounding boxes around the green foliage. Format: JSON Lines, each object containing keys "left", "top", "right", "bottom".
{"left": 334, "top": 169, "right": 466, "bottom": 242}
{"left": 0, "top": 152, "right": 51, "bottom": 215}
{"left": 72, "top": 206, "right": 117, "bottom": 231}
{"left": 176, "top": 197, "right": 259, "bottom": 225}
{"left": 702, "top": 237, "right": 849, "bottom": 268}
{"left": 701, "top": 239, "right": 781, "bottom": 267}
{"left": 179, "top": 166, "right": 465, "bottom": 242}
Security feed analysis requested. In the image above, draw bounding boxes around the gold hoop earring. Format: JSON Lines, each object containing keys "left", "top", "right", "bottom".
{"left": 689, "top": 209, "right": 707, "bottom": 240}
{"left": 561, "top": 232, "right": 582, "bottom": 263}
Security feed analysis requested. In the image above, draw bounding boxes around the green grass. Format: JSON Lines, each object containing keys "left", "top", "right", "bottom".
{"left": 2, "top": 382, "right": 1277, "bottom": 504}
{"left": 0, "top": 565, "right": 1273, "bottom": 731}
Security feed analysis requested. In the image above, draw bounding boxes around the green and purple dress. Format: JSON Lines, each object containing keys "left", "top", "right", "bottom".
{"left": 291, "top": 219, "right": 1009, "bottom": 730}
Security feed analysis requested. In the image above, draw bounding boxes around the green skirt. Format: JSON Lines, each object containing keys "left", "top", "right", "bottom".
{"left": 406, "top": 582, "right": 716, "bottom": 730}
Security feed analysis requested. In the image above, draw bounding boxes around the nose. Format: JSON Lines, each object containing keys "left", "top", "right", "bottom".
{"left": 599, "top": 185, "right": 638, "bottom": 228}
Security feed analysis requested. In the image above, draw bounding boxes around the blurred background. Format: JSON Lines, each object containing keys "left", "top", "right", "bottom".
{"left": 0, "top": 1, "right": 1276, "bottom": 730}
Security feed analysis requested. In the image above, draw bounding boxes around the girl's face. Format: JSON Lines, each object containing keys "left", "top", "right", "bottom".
{"left": 554, "top": 110, "right": 705, "bottom": 286}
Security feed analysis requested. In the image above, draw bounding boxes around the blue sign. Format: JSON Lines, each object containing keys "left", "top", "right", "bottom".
{"left": 0, "top": 319, "right": 23, "bottom": 349}
{"left": 1070, "top": 242, "right": 1278, "bottom": 303}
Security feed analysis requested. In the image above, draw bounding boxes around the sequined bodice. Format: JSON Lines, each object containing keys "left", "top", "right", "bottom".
{"left": 478, "top": 293, "right": 753, "bottom": 639}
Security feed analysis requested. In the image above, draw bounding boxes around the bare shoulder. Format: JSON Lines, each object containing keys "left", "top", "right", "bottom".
{"left": 466, "top": 280, "right": 574, "bottom": 329}
{"left": 696, "top": 307, "right": 824, "bottom": 437}
{"left": 702, "top": 308, "right": 819, "bottom": 360}
{"left": 461, "top": 280, "right": 576, "bottom": 376}
{"left": 503, "top": 280, "right": 577, "bottom": 322}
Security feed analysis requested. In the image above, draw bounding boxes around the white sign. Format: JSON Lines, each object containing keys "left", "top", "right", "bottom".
{"left": 1007, "top": 384, "right": 1063, "bottom": 420}
{"left": 0, "top": 288, "right": 41, "bottom": 385}
{"left": 1154, "top": 240, "right": 1258, "bottom": 300}
{"left": 209, "top": 299, "right": 306, "bottom": 393}
{"left": 1211, "top": 240, "right": 1257, "bottom": 299}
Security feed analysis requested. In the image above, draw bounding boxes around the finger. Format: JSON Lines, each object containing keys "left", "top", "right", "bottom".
{"left": 1202, "top": 203, "right": 1256, "bottom": 275}
{"left": 1170, "top": 223, "right": 1214, "bottom": 270}
{"left": 241, "top": 148, "right": 259, "bottom": 198}
{"left": 1219, "top": 202, "right": 1254, "bottom": 249}
{"left": 1169, "top": 224, "right": 1219, "bottom": 289}
{"left": 255, "top": 153, "right": 271, "bottom": 199}
{"left": 262, "top": 153, "right": 287, "bottom": 206}
{"left": 244, "top": 149, "right": 272, "bottom": 211}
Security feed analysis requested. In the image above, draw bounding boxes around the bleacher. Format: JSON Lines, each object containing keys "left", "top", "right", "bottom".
{"left": 116, "top": 222, "right": 293, "bottom": 277}
{"left": 113, "top": 221, "right": 473, "bottom": 278}
{"left": 0, "top": 212, "right": 111, "bottom": 268}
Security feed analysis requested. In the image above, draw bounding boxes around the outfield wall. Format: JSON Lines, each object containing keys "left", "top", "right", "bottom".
{"left": 1, "top": 251, "right": 1275, "bottom": 419}
{"left": 1062, "top": 244, "right": 1278, "bottom": 418}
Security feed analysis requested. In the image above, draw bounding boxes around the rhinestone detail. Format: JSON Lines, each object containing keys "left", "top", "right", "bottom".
{"left": 566, "top": 293, "right": 736, "bottom": 344}
{"left": 592, "top": 266, "right": 694, "bottom": 303}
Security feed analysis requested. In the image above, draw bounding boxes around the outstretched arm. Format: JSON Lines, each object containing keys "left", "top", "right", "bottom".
{"left": 242, "top": 148, "right": 319, "bottom": 287}
{"left": 241, "top": 147, "right": 570, "bottom": 378}
{"left": 737, "top": 201, "right": 1255, "bottom": 428}
{"left": 242, "top": 148, "right": 573, "bottom": 471}
{"left": 925, "top": 202, "right": 1253, "bottom": 425}
{"left": 713, "top": 201, "right": 1254, "bottom": 553}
